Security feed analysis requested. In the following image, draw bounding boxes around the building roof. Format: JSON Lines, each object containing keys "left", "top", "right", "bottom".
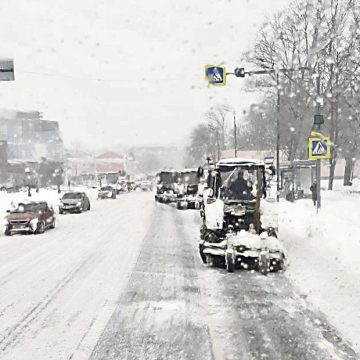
{"left": 96, "top": 152, "right": 123, "bottom": 159}
{"left": 217, "top": 158, "right": 263, "bottom": 167}
{"left": 96, "top": 163, "right": 125, "bottom": 174}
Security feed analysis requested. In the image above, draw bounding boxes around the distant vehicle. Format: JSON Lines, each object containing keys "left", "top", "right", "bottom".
{"left": 59, "top": 192, "right": 90, "bottom": 214}
{"left": 154, "top": 171, "right": 179, "bottom": 203}
{"left": 3, "top": 201, "right": 55, "bottom": 236}
{"left": 127, "top": 181, "right": 136, "bottom": 192}
{"left": 139, "top": 180, "right": 153, "bottom": 191}
{"left": 98, "top": 186, "right": 116, "bottom": 199}
{"left": 176, "top": 169, "right": 202, "bottom": 209}
{"left": 116, "top": 181, "right": 128, "bottom": 194}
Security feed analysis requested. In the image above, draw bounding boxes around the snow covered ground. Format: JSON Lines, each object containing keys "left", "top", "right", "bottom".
{"left": 280, "top": 190, "right": 360, "bottom": 352}
{"left": 0, "top": 190, "right": 154, "bottom": 360}
{"left": 0, "top": 186, "right": 359, "bottom": 358}
{"left": 0, "top": 186, "right": 99, "bottom": 217}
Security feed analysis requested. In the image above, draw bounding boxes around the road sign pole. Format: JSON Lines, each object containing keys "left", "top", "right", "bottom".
{"left": 234, "top": 112, "right": 237, "bottom": 158}
{"left": 276, "top": 74, "right": 280, "bottom": 203}
{"left": 315, "top": 68, "right": 321, "bottom": 211}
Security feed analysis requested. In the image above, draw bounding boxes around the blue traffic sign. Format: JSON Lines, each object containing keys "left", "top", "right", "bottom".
{"left": 205, "top": 65, "right": 226, "bottom": 86}
{"left": 308, "top": 137, "right": 331, "bottom": 160}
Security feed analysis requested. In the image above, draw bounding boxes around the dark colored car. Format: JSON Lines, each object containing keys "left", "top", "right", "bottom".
{"left": 3, "top": 201, "right": 55, "bottom": 236}
{"left": 98, "top": 186, "right": 116, "bottom": 199}
{"left": 59, "top": 192, "right": 91, "bottom": 214}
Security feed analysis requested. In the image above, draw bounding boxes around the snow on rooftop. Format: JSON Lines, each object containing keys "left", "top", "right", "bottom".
{"left": 217, "top": 158, "right": 263, "bottom": 166}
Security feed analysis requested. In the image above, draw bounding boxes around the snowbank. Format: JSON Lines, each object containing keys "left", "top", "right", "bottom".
{"left": 0, "top": 186, "right": 99, "bottom": 219}
{"left": 279, "top": 191, "right": 360, "bottom": 352}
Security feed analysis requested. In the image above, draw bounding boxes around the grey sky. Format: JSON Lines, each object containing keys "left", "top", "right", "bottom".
{"left": 0, "top": 0, "right": 289, "bottom": 148}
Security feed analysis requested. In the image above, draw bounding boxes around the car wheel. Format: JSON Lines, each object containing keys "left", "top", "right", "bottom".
{"left": 36, "top": 221, "right": 45, "bottom": 234}
{"left": 59, "top": 209, "right": 63, "bottom": 215}
{"left": 4, "top": 227, "right": 11, "bottom": 236}
{"left": 50, "top": 220, "right": 55, "bottom": 229}
{"left": 226, "top": 252, "right": 235, "bottom": 273}
{"left": 87, "top": 203, "right": 91, "bottom": 211}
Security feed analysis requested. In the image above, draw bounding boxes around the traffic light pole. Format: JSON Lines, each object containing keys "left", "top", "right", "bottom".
{"left": 228, "top": 66, "right": 311, "bottom": 202}
{"left": 315, "top": 71, "right": 322, "bottom": 211}
{"left": 234, "top": 112, "right": 237, "bottom": 158}
{"left": 276, "top": 74, "right": 280, "bottom": 202}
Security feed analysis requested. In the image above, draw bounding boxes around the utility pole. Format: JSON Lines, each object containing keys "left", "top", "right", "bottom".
{"left": 276, "top": 74, "right": 281, "bottom": 202}
{"left": 315, "top": 68, "right": 322, "bottom": 211}
{"left": 234, "top": 112, "right": 237, "bottom": 158}
{"left": 216, "top": 127, "right": 220, "bottom": 161}
{"left": 208, "top": 124, "right": 221, "bottom": 161}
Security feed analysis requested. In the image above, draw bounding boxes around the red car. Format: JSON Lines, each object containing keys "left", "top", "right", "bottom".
{"left": 3, "top": 201, "right": 55, "bottom": 236}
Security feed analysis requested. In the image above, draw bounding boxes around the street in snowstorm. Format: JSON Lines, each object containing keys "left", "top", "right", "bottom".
{"left": 1, "top": 0, "right": 360, "bottom": 359}
{"left": 0, "top": 191, "right": 357, "bottom": 360}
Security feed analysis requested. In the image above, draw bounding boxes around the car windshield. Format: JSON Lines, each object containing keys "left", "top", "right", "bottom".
{"left": 62, "top": 193, "right": 83, "bottom": 199}
{"left": 12, "top": 203, "right": 45, "bottom": 213}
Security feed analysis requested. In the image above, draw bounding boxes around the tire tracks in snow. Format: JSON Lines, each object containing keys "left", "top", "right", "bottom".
{"left": 0, "top": 253, "right": 97, "bottom": 354}
{"left": 89, "top": 203, "right": 215, "bottom": 360}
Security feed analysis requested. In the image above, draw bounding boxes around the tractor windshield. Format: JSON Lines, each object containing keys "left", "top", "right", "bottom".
{"left": 157, "top": 172, "right": 178, "bottom": 185}
{"left": 181, "top": 172, "right": 199, "bottom": 185}
{"left": 216, "top": 166, "right": 263, "bottom": 201}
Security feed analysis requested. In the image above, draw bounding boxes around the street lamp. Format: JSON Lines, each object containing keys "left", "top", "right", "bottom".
{"left": 53, "top": 168, "right": 63, "bottom": 194}
{"left": 208, "top": 124, "right": 220, "bottom": 161}
{"left": 24, "top": 167, "right": 32, "bottom": 197}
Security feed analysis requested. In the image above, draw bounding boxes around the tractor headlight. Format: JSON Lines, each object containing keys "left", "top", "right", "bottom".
{"left": 30, "top": 218, "right": 38, "bottom": 230}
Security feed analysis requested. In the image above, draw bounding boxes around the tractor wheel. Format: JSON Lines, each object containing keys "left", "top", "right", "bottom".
{"left": 259, "top": 254, "right": 269, "bottom": 275}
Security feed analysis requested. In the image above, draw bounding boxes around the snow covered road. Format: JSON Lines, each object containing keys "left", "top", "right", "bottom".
{"left": 0, "top": 192, "right": 153, "bottom": 360}
{"left": 0, "top": 192, "right": 359, "bottom": 359}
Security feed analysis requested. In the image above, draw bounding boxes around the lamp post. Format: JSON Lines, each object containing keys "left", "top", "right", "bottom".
{"left": 25, "top": 167, "right": 32, "bottom": 197}
{"left": 233, "top": 112, "right": 237, "bottom": 158}
{"left": 276, "top": 74, "right": 281, "bottom": 202}
{"left": 53, "top": 168, "right": 63, "bottom": 194}
{"left": 230, "top": 65, "right": 311, "bottom": 202}
{"left": 208, "top": 124, "right": 220, "bottom": 161}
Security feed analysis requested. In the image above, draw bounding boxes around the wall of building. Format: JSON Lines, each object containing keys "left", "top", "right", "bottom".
{"left": 0, "top": 110, "right": 64, "bottom": 162}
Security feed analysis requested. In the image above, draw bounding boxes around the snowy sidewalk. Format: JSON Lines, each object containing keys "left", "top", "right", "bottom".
{"left": 280, "top": 191, "right": 360, "bottom": 352}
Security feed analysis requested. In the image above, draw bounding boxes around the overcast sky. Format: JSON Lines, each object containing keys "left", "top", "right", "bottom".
{"left": 0, "top": 0, "right": 289, "bottom": 148}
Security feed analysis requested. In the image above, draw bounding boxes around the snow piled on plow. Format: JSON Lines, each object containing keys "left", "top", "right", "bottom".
{"left": 279, "top": 191, "right": 360, "bottom": 352}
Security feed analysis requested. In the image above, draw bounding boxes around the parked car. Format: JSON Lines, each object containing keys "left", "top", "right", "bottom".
{"left": 59, "top": 192, "right": 91, "bottom": 214}
{"left": 98, "top": 186, "right": 116, "bottom": 199}
{"left": 139, "top": 180, "right": 153, "bottom": 191}
{"left": 3, "top": 201, "right": 55, "bottom": 236}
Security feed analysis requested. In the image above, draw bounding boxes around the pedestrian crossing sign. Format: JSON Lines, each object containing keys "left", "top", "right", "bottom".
{"left": 205, "top": 65, "right": 226, "bottom": 86}
{"left": 308, "top": 137, "right": 331, "bottom": 160}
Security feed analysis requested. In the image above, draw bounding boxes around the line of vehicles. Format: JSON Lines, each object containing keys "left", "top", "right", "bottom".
{"left": 155, "top": 158, "right": 287, "bottom": 275}
{"left": 2, "top": 178, "right": 153, "bottom": 236}
{"left": 155, "top": 168, "right": 203, "bottom": 209}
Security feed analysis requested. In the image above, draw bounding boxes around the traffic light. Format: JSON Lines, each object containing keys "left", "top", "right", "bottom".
{"left": 314, "top": 114, "right": 324, "bottom": 126}
{"left": 234, "top": 67, "right": 245, "bottom": 77}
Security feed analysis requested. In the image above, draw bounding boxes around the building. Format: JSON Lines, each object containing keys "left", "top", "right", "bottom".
{"left": 0, "top": 110, "right": 64, "bottom": 188}
{"left": 0, "top": 110, "right": 64, "bottom": 162}
{"left": 95, "top": 152, "right": 126, "bottom": 174}
{"left": 95, "top": 152, "right": 126, "bottom": 186}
